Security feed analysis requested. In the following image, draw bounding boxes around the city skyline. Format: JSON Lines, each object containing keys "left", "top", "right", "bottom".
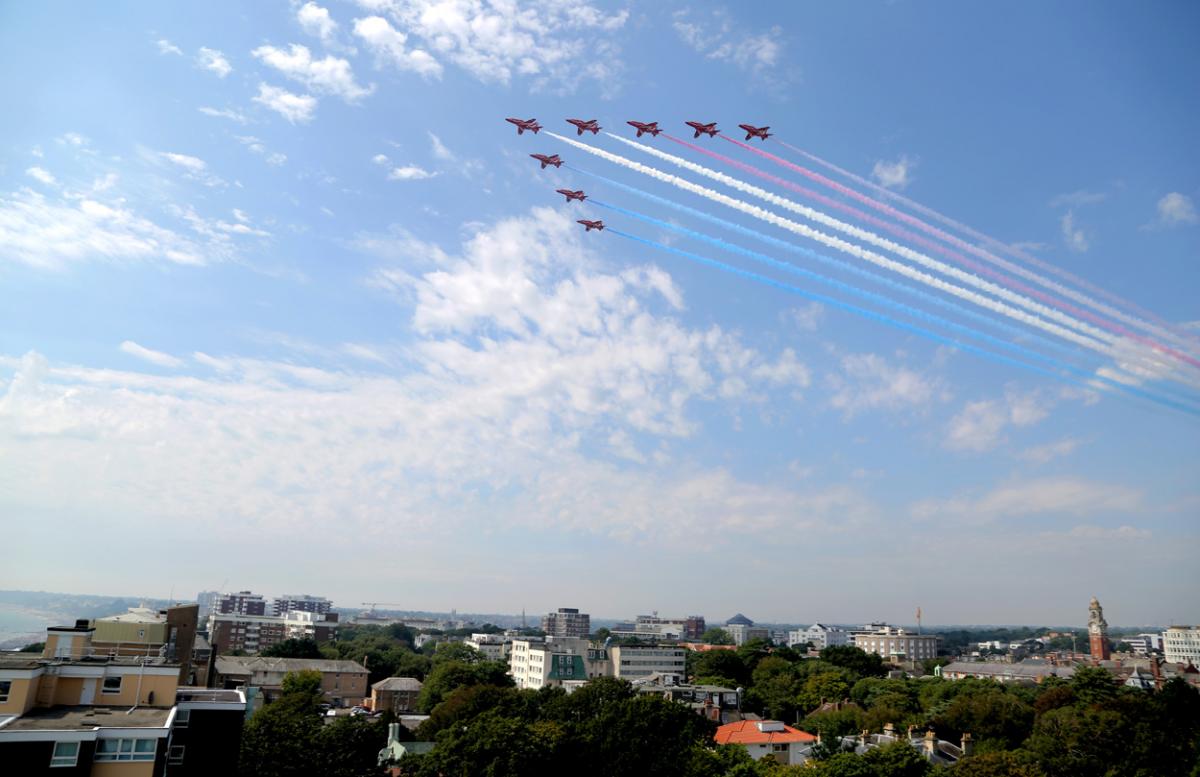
{"left": 2, "top": 1, "right": 1198, "bottom": 626}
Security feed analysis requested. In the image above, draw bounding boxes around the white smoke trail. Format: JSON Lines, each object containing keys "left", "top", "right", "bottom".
{"left": 546, "top": 131, "right": 1111, "bottom": 357}
{"left": 610, "top": 133, "right": 1121, "bottom": 350}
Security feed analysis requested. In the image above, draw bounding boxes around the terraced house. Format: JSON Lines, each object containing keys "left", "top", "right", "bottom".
{"left": 0, "top": 621, "right": 245, "bottom": 776}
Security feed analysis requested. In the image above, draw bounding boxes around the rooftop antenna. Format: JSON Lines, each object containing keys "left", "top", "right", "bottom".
{"left": 916, "top": 607, "right": 922, "bottom": 636}
{"left": 522, "top": 608, "right": 526, "bottom": 629}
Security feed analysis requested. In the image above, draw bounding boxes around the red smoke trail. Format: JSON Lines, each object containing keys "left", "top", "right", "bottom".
{"left": 777, "top": 139, "right": 1198, "bottom": 350}
{"left": 667, "top": 133, "right": 1200, "bottom": 373}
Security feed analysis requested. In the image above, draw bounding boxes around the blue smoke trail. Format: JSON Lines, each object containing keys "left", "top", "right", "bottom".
{"left": 603, "top": 226, "right": 1200, "bottom": 418}
{"left": 566, "top": 164, "right": 1089, "bottom": 368}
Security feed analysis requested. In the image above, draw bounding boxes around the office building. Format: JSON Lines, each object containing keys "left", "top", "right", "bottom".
{"left": 1164, "top": 626, "right": 1200, "bottom": 665}
{"left": 216, "top": 591, "right": 267, "bottom": 616}
{"left": 852, "top": 625, "right": 940, "bottom": 661}
{"left": 541, "top": 608, "right": 591, "bottom": 639}
{"left": 787, "top": 623, "right": 849, "bottom": 650}
{"left": 609, "top": 644, "right": 687, "bottom": 679}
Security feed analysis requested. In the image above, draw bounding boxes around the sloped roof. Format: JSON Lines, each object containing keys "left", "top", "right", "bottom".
{"left": 373, "top": 677, "right": 422, "bottom": 692}
{"left": 215, "top": 656, "right": 367, "bottom": 675}
{"left": 725, "top": 613, "right": 754, "bottom": 626}
{"left": 715, "top": 720, "right": 816, "bottom": 746}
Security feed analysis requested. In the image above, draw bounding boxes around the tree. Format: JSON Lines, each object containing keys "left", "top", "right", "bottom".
{"left": 1069, "top": 665, "right": 1118, "bottom": 707}
{"left": 692, "top": 648, "right": 750, "bottom": 687}
{"left": 952, "top": 752, "right": 1046, "bottom": 777}
{"left": 261, "top": 638, "right": 322, "bottom": 659}
{"left": 416, "top": 659, "right": 513, "bottom": 712}
{"left": 820, "top": 646, "right": 887, "bottom": 678}
{"left": 239, "top": 671, "right": 325, "bottom": 777}
{"left": 701, "top": 627, "right": 734, "bottom": 645}
{"left": 933, "top": 690, "right": 1034, "bottom": 751}
{"left": 591, "top": 627, "right": 611, "bottom": 642}
{"left": 280, "top": 669, "right": 324, "bottom": 700}
{"left": 431, "top": 641, "right": 484, "bottom": 665}
{"left": 18, "top": 641, "right": 44, "bottom": 653}
{"left": 860, "top": 741, "right": 931, "bottom": 777}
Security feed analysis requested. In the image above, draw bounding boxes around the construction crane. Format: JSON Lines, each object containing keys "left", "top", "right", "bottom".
{"left": 360, "top": 602, "right": 405, "bottom": 615}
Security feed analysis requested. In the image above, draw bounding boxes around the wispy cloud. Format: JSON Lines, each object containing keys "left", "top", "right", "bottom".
{"left": 871, "top": 155, "right": 916, "bottom": 190}
{"left": 25, "top": 166, "right": 57, "bottom": 186}
{"left": 156, "top": 38, "right": 182, "bottom": 56}
{"left": 828, "top": 353, "right": 946, "bottom": 417}
{"left": 911, "top": 476, "right": 1142, "bottom": 522}
{"left": 253, "top": 83, "right": 317, "bottom": 124}
{"left": 252, "top": 43, "right": 372, "bottom": 101}
{"left": 353, "top": 16, "right": 442, "bottom": 79}
{"left": 372, "top": 153, "right": 435, "bottom": 181}
{"left": 1050, "top": 189, "right": 1107, "bottom": 208}
{"left": 1018, "top": 437, "right": 1081, "bottom": 464}
{"left": 196, "top": 47, "right": 232, "bottom": 78}
{"left": 158, "top": 151, "right": 226, "bottom": 187}
{"left": 1060, "top": 210, "right": 1089, "bottom": 252}
{"left": 198, "top": 106, "right": 249, "bottom": 124}
{"left": 1152, "top": 192, "right": 1198, "bottom": 227}
{"left": 119, "top": 340, "right": 183, "bottom": 368}
{"left": 944, "top": 388, "right": 1050, "bottom": 452}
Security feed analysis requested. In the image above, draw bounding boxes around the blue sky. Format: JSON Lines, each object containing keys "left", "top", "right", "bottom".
{"left": 1, "top": 1, "right": 1197, "bottom": 626}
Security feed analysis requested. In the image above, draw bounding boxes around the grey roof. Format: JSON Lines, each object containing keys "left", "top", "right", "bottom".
{"left": 4, "top": 706, "right": 172, "bottom": 731}
{"left": 215, "top": 656, "right": 367, "bottom": 675}
{"left": 373, "top": 677, "right": 422, "bottom": 692}
{"left": 942, "top": 661, "right": 1075, "bottom": 680}
{"left": 725, "top": 613, "right": 754, "bottom": 626}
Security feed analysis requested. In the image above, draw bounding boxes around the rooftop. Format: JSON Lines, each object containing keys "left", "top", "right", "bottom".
{"left": 715, "top": 720, "right": 816, "bottom": 746}
{"left": 373, "top": 677, "right": 422, "bottom": 692}
{"left": 0, "top": 653, "right": 178, "bottom": 669}
{"left": 98, "top": 607, "right": 165, "bottom": 624}
{"left": 215, "top": 656, "right": 368, "bottom": 674}
{"left": 2, "top": 706, "right": 171, "bottom": 731}
{"left": 176, "top": 688, "right": 245, "bottom": 704}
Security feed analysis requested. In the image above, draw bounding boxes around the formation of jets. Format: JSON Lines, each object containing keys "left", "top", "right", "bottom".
{"left": 506, "top": 117, "right": 541, "bottom": 135}
{"left": 566, "top": 118, "right": 601, "bottom": 135}
{"left": 511, "top": 117, "right": 771, "bottom": 233}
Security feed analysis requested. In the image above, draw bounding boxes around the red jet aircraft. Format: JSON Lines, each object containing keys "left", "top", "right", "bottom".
{"left": 530, "top": 153, "right": 563, "bottom": 169}
{"left": 566, "top": 118, "right": 601, "bottom": 136}
{"left": 627, "top": 120, "right": 662, "bottom": 138}
{"left": 739, "top": 124, "right": 771, "bottom": 141}
{"left": 577, "top": 219, "right": 605, "bottom": 232}
{"left": 506, "top": 117, "right": 541, "bottom": 135}
{"left": 685, "top": 121, "right": 719, "bottom": 138}
{"left": 556, "top": 189, "right": 587, "bottom": 203}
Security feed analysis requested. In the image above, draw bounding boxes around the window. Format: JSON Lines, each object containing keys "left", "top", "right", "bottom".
{"left": 168, "top": 745, "right": 186, "bottom": 764}
{"left": 174, "top": 709, "right": 190, "bottom": 727}
{"left": 50, "top": 741, "right": 79, "bottom": 767}
{"left": 95, "top": 738, "right": 156, "bottom": 762}
{"left": 0, "top": 680, "right": 11, "bottom": 702}
{"left": 101, "top": 676, "right": 122, "bottom": 694}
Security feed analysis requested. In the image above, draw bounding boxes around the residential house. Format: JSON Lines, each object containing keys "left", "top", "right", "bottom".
{"left": 212, "top": 656, "right": 368, "bottom": 707}
{"left": 715, "top": 720, "right": 816, "bottom": 766}
{"left": 371, "top": 677, "right": 422, "bottom": 714}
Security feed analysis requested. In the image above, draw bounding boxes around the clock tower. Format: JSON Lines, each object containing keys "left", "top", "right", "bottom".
{"left": 1087, "top": 596, "right": 1110, "bottom": 660}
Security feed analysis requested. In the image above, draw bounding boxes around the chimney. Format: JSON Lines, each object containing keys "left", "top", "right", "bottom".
{"left": 924, "top": 730, "right": 936, "bottom": 756}
{"left": 961, "top": 732, "right": 973, "bottom": 757}
{"left": 883, "top": 722, "right": 895, "bottom": 738}
{"left": 1150, "top": 657, "right": 1164, "bottom": 690}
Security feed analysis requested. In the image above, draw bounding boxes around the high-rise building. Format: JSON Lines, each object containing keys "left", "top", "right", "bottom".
{"left": 216, "top": 591, "right": 266, "bottom": 616}
{"left": 272, "top": 594, "right": 332, "bottom": 616}
{"left": 1088, "top": 596, "right": 1111, "bottom": 660}
{"left": 1163, "top": 626, "right": 1200, "bottom": 665}
{"left": 196, "top": 591, "right": 220, "bottom": 620}
{"left": 541, "top": 607, "right": 590, "bottom": 639}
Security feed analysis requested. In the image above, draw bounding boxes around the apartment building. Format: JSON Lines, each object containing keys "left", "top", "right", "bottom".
{"left": 610, "top": 615, "right": 706, "bottom": 641}
{"left": 608, "top": 644, "right": 687, "bottom": 680}
{"left": 541, "top": 608, "right": 591, "bottom": 639}
{"left": 370, "top": 677, "right": 422, "bottom": 714}
{"left": 1164, "top": 626, "right": 1200, "bottom": 665}
{"left": 0, "top": 621, "right": 244, "bottom": 776}
{"left": 509, "top": 638, "right": 609, "bottom": 690}
{"left": 787, "top": 623, "right": 849, "bottom": 650}
{"left": 216, "top": 591, "right": 267, "bottom": 616}
{"left": 90, "top": 604, "right": 201, "bottom": 685}
{"left": 212, "top": 656, "right": 368, "bottom": 707}
{"left": 852, "top": 625, "right": 940, "bottom": 661}
{"left": 272, "top": 594, "right": 332, "bottom": 617}
{"left": 207, "top": 609, "right": 338, "bottom": 655}
{"left": 466, "top": 633, "right": 509, "bottom": 661}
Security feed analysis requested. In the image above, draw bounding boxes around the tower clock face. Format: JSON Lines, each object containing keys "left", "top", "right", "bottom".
{"left": 1089, "top": 623, "right": 1101, "bottom": 634}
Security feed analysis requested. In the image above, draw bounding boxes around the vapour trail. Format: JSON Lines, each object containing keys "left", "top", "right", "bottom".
{"left": 605, "top": 226, "right": 1200, "bottom": 418}
{"left": 548, "top": 132, "right": 1109, "bottom": 358}
{"left": 567, "top": 164, "right": 1088, "bottom": 367}
{"left": 778, "top": 139, "right": 1198, "bottom": 351}
{"left": 721, "top": 134, "right": 1200, "bottom": 368}
{"left": 657, "top": 133, "right": 1126, "bottom": 351}
{"left": 552, "top": 132, "right": 1200, "bottom": 393}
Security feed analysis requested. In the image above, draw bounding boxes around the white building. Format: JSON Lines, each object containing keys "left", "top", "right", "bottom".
{"left": 509, "top": 638, "right": 607, "bottom": 690}
{"left": 1164, "top": 626, "right": 1200, "bottom": 665}
{"left": 788, "top": 624, "right": 850, "bottom": 650}
{"left": 466, "top": 633, "right": 509, "bottom": 661}
{"left": 852, "top": 625, "right": 939, "bottom": 661}
{"left": 723, "top": 623, "right": 770, "bottom": 646}
{"left": 609, "top": 644, "right": 686, "bottom": 679}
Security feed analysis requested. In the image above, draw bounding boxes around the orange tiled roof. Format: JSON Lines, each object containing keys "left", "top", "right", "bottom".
{"left": 714, "top": 720, "right": 816, "bottom": 746}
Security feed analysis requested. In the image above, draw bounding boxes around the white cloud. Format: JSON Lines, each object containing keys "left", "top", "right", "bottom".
{"left": 672, "top": 9, "right": 788, "bottom": 89}
{"left": 252, "top": 43, "right": 372, "bottom": 101}
{"left": 25, "top": 167, "right": 57, "bottom": 186}
{"left": 198, "top": 106, "right": 249, "bottom": 124}
{"left": 387, "top": 164, "right": 435, "bottom": 181}
{"left": 1154, "top": 192, "right": 1198, "bottom": 227}
{"left": 298, "top": 2, "right": 339, "bottom": 42}
{"left": 944, "top": 388, "right": 1049, "bottom": 452}
{"left": 786, "top": 302, "right": 824, "bottom": 332}
{"left": 235, "top": 136, "right": 287, "bottom": 166}
{"left": 1057, "top": 524, "right": 1150, "bottom": 540}
{"left": 372, "top": 153, "right": 390, "bottom": 166}
{"left": 828, "top": 353, "right": 945, "bottom": 417}
{"left": 352, "top": 15, "right": 442, "bottom": 79}
{"left": 157, "top": 39, "right": 182, "bottom": 56}
{"left": 428, "top": 132, "right": 454, "bottom": 161}
{"left": 266, "top": 152, "right": 287, "bottom": 166}
{"left": 356, "top": 0, "right": 629, "bottom": 94}
{"left": 911, "top": 477, "right": 1143, "bottom": 522}
{"left": 253, "top": 83, "right": 318, "bottom": 123}
{"left": 871, "top": 155, "right": 915, "bottom": 190}
{"left": 91, "top": 173, "right": 119, "bottom": 192}
{"left": 1018, "top": 437, "right": 1081, "bottom": 464}
{"left": 0, "top": 208, "right": 821, "bottom": 544}
{"left": 58, "top": 132, "right": 88, "bottom": 147}
{"left": 158, "top": 151, "right": 225, "bottom": 187}
{"left": 1060, "top": 210, "right": 1089, "bottom": 252}
{"left": 1049, "top": 189, "right": 1106, "bottom": 208}
{"left": 196, "top": 47, "right": 232, "bottom": 78}
{"left": 0, "top": 189, "right": 206, "bottom": 269}
{"left": 119, "top": 340, "right": 183, "bottom": 368}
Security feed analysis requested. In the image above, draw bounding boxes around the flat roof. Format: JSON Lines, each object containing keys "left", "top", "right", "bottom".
{"left": 0, "top": 654, "right": 178, "bottom": 669}
{"left": 4, "top": 706, "right": 171, "bottom": 731}
{"left": 176, "top": 688, "right": 244, "bottom": 703}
